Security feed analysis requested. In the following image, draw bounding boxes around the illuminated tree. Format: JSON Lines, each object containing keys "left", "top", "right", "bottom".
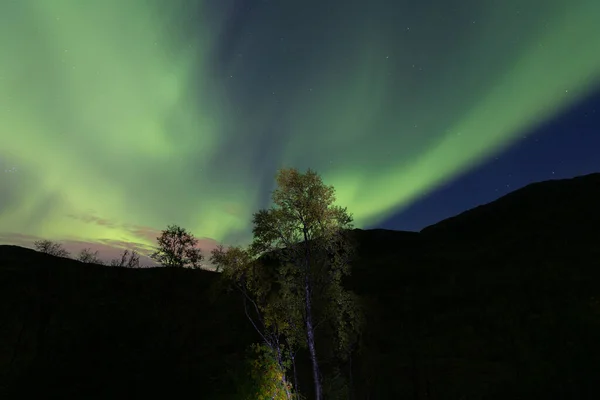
{"left": 249, "top": 343, "right": 295, "bottom": 400}
{"left": 33, "top": 239, "right": 70, "bottom": 258}
{"left": 211, "top": 245, "right": 297, "bottom": 399}
{"left": 151, "top": 224, "right": 203, "bottom": 268}
{"left": 212, "top": 169, "right": 362, "bottom": 399}
{"left": 249, "top": 167, "right": 360, "bottom": 400}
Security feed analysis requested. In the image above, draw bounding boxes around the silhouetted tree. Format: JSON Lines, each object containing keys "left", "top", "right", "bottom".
{"left": 151, "top": 224, "right": 203, "bottom": 268}
{"left": 77, "top": 248, "right": 104, "bottom": 264}
{"left": 110, "top": 249, "right": 141, "bottom": 268}
{"left": 33, "top": 239, "right": 70, "bottom": 258}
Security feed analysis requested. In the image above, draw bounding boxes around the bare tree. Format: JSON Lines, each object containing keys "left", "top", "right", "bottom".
{"left": 77, "top": 248, "right": 104, "bottom": 264}
{"left": 151, "top": 224, "right": 203, "bottom": 268}
{"left": 33, "top": 239, "right": 70, "bottom": 258}
{"left": 110, "top": 249, "right": 141, "bottom": 268}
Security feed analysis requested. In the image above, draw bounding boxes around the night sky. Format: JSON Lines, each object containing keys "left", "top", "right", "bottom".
{"left": 1, "top": 0, "right": 599, "bottom": 264}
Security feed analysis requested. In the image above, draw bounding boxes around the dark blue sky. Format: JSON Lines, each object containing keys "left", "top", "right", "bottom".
{"left": 379, "top": 89, "right": 600, "bottom": 232}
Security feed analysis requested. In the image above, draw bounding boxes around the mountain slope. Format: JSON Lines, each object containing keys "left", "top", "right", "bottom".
{"left": 421, "top": 172, "right": 600, "bottom": 246}
{"left": 1, "top": 172, "right": 600, "bottom": 399}
{"left": 0, "top": 247, "right": 257, "bottom": 398}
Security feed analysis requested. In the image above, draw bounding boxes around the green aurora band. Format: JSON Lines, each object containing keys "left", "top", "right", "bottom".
{"left": 1, "top": 0, "right": 599, "bottom": 255}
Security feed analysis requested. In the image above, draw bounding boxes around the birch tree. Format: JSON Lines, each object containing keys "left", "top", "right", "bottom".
{"left": 249, "top": 167, "right": 359, "bottom": 400}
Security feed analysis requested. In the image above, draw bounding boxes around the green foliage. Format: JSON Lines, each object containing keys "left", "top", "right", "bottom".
{"left": 211, "top": 246, "right": 302, "bottom": 390}
{"left": 211, "top": 245, "right": 301, "bottom": 342}
{"left": 212, "top": 168, "right": 363, "bottom": 399}
{"left": 253, "top": 171, "right": 362, "bottom": 349}
{"left": 151, "top": 224, "right": 203, "bottom": 268}
{"left": 221, "top": 342, "right": 300, "bottom": 400}
{"left": 250, "top": 168, "right": 353, "bottom": 255}
{"left": 247, "top": 343, "right": 294, "bottom": 400}
{"left": 329, "top": 289, "right": 365, "bottom": 358}
{"left": 211, "top": 245, "right": 298, "bottom": 398}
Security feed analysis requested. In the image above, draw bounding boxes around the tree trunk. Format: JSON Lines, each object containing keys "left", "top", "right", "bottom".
{"left": 275, "top": 344, "right": 293, "bottom": 400}
{"left": 304, "top": 276, "right": 322, "bottom": 400}
{"left": 291, "top": 352, "right": 299, "bottom": 396}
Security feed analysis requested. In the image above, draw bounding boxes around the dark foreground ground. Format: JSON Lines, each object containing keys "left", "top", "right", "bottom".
{"left": 1, "top": 173, "right": 599, "bottom": 399}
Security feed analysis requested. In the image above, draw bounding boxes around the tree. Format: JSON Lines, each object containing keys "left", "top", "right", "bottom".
{"left": 249, "top": 167, "right": 360, "bottom": 400}
{"left": 151, "top": 224, "right": 203, "bottom": 268}
{"left": 249, "top": 343, "right": 295, "bottom": 400}
{"left": 110, "top": 249, "right": 141, "bottom": 268}
{"left": 211, "top": 245, "right": 297, "bottom": 400}
{"left": 77, "top": 248, "right": 104, "bottom": 264}
{"left": 33, "top": 239, "right": 70, "bottom": 258}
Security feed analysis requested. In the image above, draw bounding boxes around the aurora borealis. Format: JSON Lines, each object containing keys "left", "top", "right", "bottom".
{"left": 1, "top": 0, "right": 600, "bottom": 262}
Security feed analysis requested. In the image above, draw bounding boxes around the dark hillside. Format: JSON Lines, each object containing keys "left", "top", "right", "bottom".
{"left": 421, "top": 173, "right": 600, "bottom": 250}
{"left": 1, "top": 173, "right": 600, "bottom": 399}
{"left": 0, "top": 248, "right": 256, "bottom": 398}
{"left": 346, "top": 173, "right": 600, "bottom": 399}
